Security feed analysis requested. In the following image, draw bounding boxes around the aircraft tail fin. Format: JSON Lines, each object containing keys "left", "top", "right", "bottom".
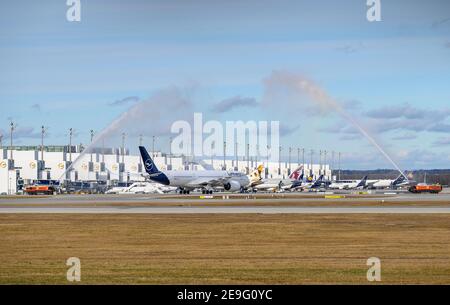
{"left": 393, "top": 173, "right": 408, "bottom": 185}
{"left": 139, "top": 146, "right": 160, "bottom": 175}
{"left": 248, "top": 165, "right": 263, "bottom": 184}
{"left": 289, "top": 165, "right": 304, "bottom": 180}
{"left": 257, "top": 164, "right": 264, "bottom": 174}
{"left": 311, "top": 175, "right": 324, "bottom": 188}
{"left": 356, "top": 175, "right": 368, "bottom": 188}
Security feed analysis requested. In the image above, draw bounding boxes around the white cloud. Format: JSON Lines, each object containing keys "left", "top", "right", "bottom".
{"left": 108, "top": 96, "right": 140, "bottom": 107}
{"left": 433, "top": 137, "right": 450, "bottom": 146}
{"left": 211, "top": 96, "right": 258, "bottom": 113}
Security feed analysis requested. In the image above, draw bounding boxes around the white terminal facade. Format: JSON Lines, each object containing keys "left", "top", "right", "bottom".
{"left": 0, "top": 146, "right": 331, "bottom": 194}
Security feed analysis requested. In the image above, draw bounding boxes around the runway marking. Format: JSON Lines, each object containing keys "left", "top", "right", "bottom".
{"left": 1, "top": 207, "right": 450, "bottom": 214}
{"left": 324, "top": 195, "right": 346, "bottom": 199}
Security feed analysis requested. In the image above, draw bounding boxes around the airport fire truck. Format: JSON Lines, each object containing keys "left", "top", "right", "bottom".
{"left": 24, "top": 180, "right": 60, "bottom": 195}
{"left": 25, "top": 185, "right": 57, "bottom": 195}
{"left": 408, "top": 184, "right": 443, "bottom": 194}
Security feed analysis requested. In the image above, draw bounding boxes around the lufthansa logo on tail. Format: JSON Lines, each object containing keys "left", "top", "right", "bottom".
{"left": 145, "top": 159, "right": 154, "bottom": 171}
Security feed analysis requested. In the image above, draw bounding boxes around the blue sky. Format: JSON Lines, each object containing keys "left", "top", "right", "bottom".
{"left": 0, "top": 0, "right": 449, "bottom": 169}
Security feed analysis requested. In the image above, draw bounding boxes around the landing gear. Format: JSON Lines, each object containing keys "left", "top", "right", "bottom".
{"left": 179, "top": 189, "right": 190, "bottom": 195}
{"left": 202, "top": 189, "right": 213, "bottom": 194}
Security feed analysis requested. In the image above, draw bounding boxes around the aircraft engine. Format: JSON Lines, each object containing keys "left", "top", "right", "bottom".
{"left": 224, "top": 180, "right": 241, "bottom": 192}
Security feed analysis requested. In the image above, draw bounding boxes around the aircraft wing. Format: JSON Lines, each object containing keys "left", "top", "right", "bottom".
{"left": 185, "top": 177, "right": 230, "bottom": 188}
{"left": 365, "top": 180, "right": 378, "bottom": 187}
{"left": 197, "top": 160, "right": 215, "bottom": 171}
{"left": 154, "top": 187, "right": 164, "bottom": 194}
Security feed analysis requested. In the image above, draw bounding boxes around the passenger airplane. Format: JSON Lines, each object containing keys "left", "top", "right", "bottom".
{"left": 328, "top": 176, "right": 368, "bottom": 190}
{"left": 106, "top": 182, "right": 176, "bottom": 194}
{"left": 367, "top": 174, "right": 409, "bottom": 189}
{"left": 254, "top": 166, "right": 327, "bottom": 192}
{"left": 299, "top": 174, "right": 326, "bottom": 191}
{"left": 252, "top": 166, "right": 318, "bottom": 192}
{"left": 139, "top": 146, "right": 257, "bottom": 194}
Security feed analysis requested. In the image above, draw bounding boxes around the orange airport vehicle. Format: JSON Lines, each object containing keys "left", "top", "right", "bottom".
{"left": 408, "top": 184, "right": 443, "bottom": 194}
{"left": 25, "top": 185, "right": 56, "bottom": 195}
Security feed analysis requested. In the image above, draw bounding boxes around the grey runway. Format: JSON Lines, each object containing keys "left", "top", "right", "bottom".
{"left": 2, "top": 206, "right": 450, "bottom": 214}
{"left": 1, "top": 192, "right": 450, "bottom": 205}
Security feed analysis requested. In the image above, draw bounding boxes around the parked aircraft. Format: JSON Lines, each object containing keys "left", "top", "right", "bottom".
{"left": 300, "top": 174, "right": 326, "bottom": 191}
{"left": 106, "top": 182, "right": 176, "bottom": 194}
{"left": 251, "top": 166, "right": 304, "bottom": 192}
{"left": 367, "top": 174, "right": 410, "bottom": 189}
{"left": 139, "top": 146, "right": 254, "bottom": 194}
{"left": 328, "top": 176, "right": 368, "bottom": 190}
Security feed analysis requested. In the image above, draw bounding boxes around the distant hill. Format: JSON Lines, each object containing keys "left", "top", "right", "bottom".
{"left": 337, "top": 169, "right": 450, "bottom": 186}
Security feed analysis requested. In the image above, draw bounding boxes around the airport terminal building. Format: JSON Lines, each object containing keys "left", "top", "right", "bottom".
{"left": 0, "top": 146, "right": 330, "bottom": 194}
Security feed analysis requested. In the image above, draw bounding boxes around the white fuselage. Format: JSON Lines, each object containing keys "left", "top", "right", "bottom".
{"left": 162, "top": 170, "right": 250, "bottom": 190}
{"left": 105, "top": 186, "right": 128, "bottom": 194}
{"left": 370, "top": 179, "right": 394, "bottom": 188}
{"left": 329, "top": 180, "right": 359, "bottom": 190}
{"left": 253, "top": 178, "right": 298, "bottom": 191}
{"left": 118, "top": 182, "right": 174, "bottom": 194}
